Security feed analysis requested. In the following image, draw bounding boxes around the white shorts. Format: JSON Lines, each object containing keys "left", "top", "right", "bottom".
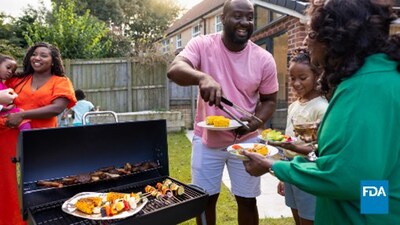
{"left": 191, "top": 135, "right": 261, "bottom": 197}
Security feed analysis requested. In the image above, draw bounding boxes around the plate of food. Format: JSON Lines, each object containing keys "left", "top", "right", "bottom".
{"left": 258, "top": 129, "right": 297, "bottom": 144}
{"left": 197, "top": 116, "right": 248, "bottom": 131}
{"left": 227, "top": 143, "right": 279, "bottom": 161}
{"left": 62, "top": 191, "right": 148, "bottom": 220}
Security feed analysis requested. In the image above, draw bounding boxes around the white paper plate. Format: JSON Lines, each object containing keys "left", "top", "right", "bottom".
{"left": 62, "top": 192, "right": 148, "bottom": 220}
{"left": 227, "top": 143, "right": 279, "bottom": 161}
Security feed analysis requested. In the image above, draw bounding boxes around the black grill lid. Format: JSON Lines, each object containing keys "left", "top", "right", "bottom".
{"left": 16, "top": 120, "right": 169, "bottom": 219}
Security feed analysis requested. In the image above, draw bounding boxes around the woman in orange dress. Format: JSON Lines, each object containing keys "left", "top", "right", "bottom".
{"left": 0, "top": 42, "right": 76, "bottom": 224}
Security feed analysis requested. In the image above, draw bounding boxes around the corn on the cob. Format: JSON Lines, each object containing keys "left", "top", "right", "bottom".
{"left": 106, "top": 192, "right": 128, "bottom": 202}
{"left": 206, "top": 116, "right": 225, "bottom": 125}
{"left": 213, "top": 117, "right": 230, "bottom": 127}
{"left": 75, "top": 197, "right": 103, "bottom": 214}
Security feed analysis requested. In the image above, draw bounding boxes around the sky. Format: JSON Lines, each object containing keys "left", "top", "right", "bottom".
{"left": 0, "top": 0, "right": 202, "bottom": 18}
{"left": 0, "top": 0, "right": 51, "bottom": 17}
{"left": 177, "top": 0, "right": 202, "bottom": 9}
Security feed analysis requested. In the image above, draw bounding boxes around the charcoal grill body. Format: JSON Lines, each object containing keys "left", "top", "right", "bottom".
{"left": 16, "top": 120, "right": 208, "bottom": 225}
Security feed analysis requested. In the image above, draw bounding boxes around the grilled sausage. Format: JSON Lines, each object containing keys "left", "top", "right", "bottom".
{"left": 37, "top": 180, "right": 63, "bottom": 188}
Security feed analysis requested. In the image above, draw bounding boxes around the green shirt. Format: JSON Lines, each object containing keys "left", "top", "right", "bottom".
{"left": 273, "top": 54, "right": 400, "bottom": 225}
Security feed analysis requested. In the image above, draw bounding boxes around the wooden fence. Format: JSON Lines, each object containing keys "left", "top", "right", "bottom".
{"left": 64, "top": 57, "right": 171, "bottom": 112}
{"left": 63, "top": 57, "right": 286, "bottom": 130}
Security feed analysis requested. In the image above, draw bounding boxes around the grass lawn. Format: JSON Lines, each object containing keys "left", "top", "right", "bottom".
{"left": 167, "top": 131, "right": 294, "bottom": 225}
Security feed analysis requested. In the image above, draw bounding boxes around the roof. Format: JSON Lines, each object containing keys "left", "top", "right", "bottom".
{"left": 263, "top": 0, "right": 400, "bottom": 11}
{"left": 166, "top": 0, "right": 399, "bottom": 36}
{"left": 166, "top": 0, "right": 308, "bottom": 36}
{"left": 166, "top": 0, "right": 225, "bottom": 36}
{"left": 257, "top": 0, "right": 308, "bottom": 14}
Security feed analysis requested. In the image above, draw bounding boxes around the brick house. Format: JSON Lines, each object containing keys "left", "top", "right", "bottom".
{"left": 163, "top": 0, "right": 400, "bottom": 130}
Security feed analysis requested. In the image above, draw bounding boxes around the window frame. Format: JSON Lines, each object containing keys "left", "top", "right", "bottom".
{"left": 192, "top": 23, "right": 201, "bottom": 37}
{"left": 162, "top": 39, "right": 170, "bottom": 54}
{"left": 215, "top": 15, "right": 222, "bottom": 32}
{"left": 176, "top": 33, "right": 182, "bottom": 49}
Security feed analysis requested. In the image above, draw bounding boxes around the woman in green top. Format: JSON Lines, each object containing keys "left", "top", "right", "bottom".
{"left": 243, "top": 0, "right": 400, "bottom": 224}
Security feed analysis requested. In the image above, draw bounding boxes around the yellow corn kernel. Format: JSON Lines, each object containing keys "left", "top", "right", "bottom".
{"left": 213, "top": 117, "right": 230, "bottom": 127}
{"left": 206, "top": 116, "right": 225, "bottom": 125}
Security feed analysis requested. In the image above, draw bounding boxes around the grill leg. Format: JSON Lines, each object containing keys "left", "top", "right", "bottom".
{"left": 200, "top": 211, "right": 207, "bottom": 225}
{"left": 188, "top": 184, "right": 208, "bottom": 225}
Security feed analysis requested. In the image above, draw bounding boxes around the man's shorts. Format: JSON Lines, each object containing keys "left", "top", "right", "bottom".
{"left": 191, "top": 135, "right": 261, "bottom": 197}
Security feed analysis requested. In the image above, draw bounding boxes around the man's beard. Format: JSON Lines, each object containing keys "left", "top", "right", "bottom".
{"left": 225, "top": 27, "right": 252, "bottom": 45}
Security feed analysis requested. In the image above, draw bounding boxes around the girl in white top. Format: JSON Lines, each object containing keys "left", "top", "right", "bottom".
{"left": 271, "top": 48, "right": 328, "bottom": 225}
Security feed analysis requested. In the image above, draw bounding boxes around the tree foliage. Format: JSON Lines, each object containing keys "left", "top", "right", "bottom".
{"left": 121, "top": 0, "right": 182, "bottom": 54}
{"left": 0, "top": 13, "right": 14, "bottom": 40}
{"left": 12, "top": 10, "right": 39, "bottom": 48}
{"left": 0, "top": 0, "right": 182, "bottom": 59}
{"left": 62, "top": 0, "right": 182, "bottom": 55}
{"left": 0, "top": 40, "right": 26, "bottom": 60}
{"left": 24, "top": 1, "right": 111, "bottom": 59}
{"left": 0, "top": 13, "right": 26, "bottom": 60}
{"left": 103, "top": 32, "right": 133, "bottom": 57}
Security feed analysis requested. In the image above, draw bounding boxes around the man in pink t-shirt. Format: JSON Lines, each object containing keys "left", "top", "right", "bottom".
{"left": 168, "top": 0, "right": 278, "bottom": 224}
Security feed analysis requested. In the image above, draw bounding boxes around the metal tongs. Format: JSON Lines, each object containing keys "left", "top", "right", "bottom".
{"left": 217, "top": 97, "right": 263, "bottom": 130}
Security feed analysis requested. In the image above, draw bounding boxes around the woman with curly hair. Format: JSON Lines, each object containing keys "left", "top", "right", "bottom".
{"left": 243, "top": 0, "right": 400, "bottom": 224}
{"left": 0, "top": 42, "right": 76, "bottom": 224}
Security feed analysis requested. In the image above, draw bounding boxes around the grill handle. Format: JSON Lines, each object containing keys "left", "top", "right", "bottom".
{"left": 82, "top": 111, "right": 119, "bottom": 125}
{"left": 11, "top": 157, "right": 19, "bottom": 163}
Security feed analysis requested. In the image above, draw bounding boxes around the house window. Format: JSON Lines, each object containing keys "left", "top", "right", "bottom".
{"left": 255, "top": 6, "right": 284, "bottom": 30}
{"left": 162, "top": 39, "right": 170, "bottom": 54}
{"left": 390, "top": 23, "right": 400, "bottom": 35}
{"left": 272, "top": 32, "right": 289, "bottom": 105}
{"left": 271, "top": 11, "right": 283, "bottom": 21}
{"left": 255, "top": 32, "right": 288, "bottom": 106}
{"left": 192, "top": 23, "right": 201, "bottom": 37}
{"left": 215, "top": 15, "right": 222, "bottom": 32}
{"left": 176, "top": 34, "right": 182, "bottom": 48}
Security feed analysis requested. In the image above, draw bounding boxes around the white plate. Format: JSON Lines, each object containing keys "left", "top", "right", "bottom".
{"left": 227, "top": 143, "right": 279, "bottom": 161}
{"left": 257, "top": 135, "right": 298, "bottom": 144}
{"left": 197, "top": 120, "right": 248, "bottom": 131}
{"left": 62, "top": 192, "right": 148, "bottom": 220}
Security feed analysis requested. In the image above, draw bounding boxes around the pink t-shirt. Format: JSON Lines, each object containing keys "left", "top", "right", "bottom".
{"left": 0, "top": 82, "right": 21, "bottom": 115}
{"left": 180, "top": 33, "right": 278, "bottom": 148}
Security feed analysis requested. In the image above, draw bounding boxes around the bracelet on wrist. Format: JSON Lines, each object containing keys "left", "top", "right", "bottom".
{"left": 269, "top": 167, "right": 275, "bottom": 175}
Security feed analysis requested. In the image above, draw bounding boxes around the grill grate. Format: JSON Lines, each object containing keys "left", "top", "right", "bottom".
{"left": 24, "top": 162, "right": 162, "bottom": 194}
{"left": 29, "top": 178, "right": 206, "bottom": 225}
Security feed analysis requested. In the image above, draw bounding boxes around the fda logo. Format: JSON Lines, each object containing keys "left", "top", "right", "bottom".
{"left": 362, "top": 186, "right": 387, "bottom": 197}
{"left": 360, "top": 180, "right": 388, "bottom": 214}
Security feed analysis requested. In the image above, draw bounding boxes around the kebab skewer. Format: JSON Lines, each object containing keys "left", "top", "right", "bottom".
{"left": 163, "top": 179, "right": 185, "bottom": 196}
{"left": 155, "top": 182, "right": 174, "bottom": 198}
{"left": 144, "top": 185, "right": 165, "bottom": 200}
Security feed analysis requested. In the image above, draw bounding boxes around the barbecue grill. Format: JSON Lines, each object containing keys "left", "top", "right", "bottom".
{"left": 15, "top": 120, "right": 208, "bottom": 225}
